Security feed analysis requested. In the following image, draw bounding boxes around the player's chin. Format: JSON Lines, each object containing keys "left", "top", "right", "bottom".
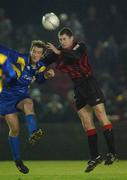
{"left": 62, "top": 45, "right": 69, "bottom": 49}
{"left": 33, "top": 59, "right": 40, "bottom": 63}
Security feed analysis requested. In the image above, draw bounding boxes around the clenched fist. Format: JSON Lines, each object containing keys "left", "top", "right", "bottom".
{"left": 44, "top": 69, "right": 55, "bottom": 79}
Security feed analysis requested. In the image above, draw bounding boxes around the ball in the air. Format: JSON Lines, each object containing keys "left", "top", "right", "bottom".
{"left": 42, "top": 13, "right": 60, "bottom": 30}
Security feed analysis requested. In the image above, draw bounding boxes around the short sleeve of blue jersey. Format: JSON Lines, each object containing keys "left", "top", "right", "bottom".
{"left": 38, "top": 60, "right": 46, "bottom": 67}
{"left": 0, "top": 44, "right": 20, "bottom": 65}
{"left": 35, "top": 73, "right": 46, "bottom": 83}
{"left": 9, "top": 49, "right": 21, "bottom": 64}
{"left": 0, "top": 45, "right": 12, "bottom": 66}
{"left": 0, "top": 44, "right": 28, "bottom": 64}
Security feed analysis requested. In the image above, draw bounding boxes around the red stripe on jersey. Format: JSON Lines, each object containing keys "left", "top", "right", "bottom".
{"left": 79, "top": 54, "right": 92, "bottom": 75}
{"left": 56, "top": 62, "right": 81, "bottom": 78}
{"left": 55, "top": 52, "right": 92, "bottom": 79}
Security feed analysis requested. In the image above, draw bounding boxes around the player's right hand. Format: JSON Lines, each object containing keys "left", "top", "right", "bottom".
{"left": 47, "top": 43, "right": 61, "bottom": 55}
{"left": 44, "top": 69, "right": 55, "bottom": 79}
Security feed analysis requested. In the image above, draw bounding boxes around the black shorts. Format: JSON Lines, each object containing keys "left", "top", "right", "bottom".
{"left": 73, "top": 76, "right": 105, "bottom": 110}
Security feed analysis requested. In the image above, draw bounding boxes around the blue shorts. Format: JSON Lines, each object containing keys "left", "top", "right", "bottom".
{"left": 0, "top": 90, "right": 30, "bottom": 115}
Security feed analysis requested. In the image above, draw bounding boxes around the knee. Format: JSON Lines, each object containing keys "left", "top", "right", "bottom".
{"left": 78, "top": 112, "right": 95, "bottom": 130}
{"left": 9, "top": 127, "right": 19, "bottom": 136}
{"left": 23, "top": 101, "right": 34, "bottom": 114}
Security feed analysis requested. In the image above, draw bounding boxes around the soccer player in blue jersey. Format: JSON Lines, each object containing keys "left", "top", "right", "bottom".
{"left": 0, "top": 40, "right": 54, "bottom": 174}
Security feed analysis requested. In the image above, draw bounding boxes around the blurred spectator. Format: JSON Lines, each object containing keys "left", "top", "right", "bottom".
{"left": 91, "top": 35, "right": 119, "bottom": 75}
{"left": 119, "top": 33, "right": 127, "bottom": 68}
{"left": 66, "top": 89, "right": 76, "bottom": 111}
{"left": 83, "top": 6, "right": 103, "bottom": 47}
{"left": 106, "top": 4, "right": 124, "bottom": 43}
{"left": 66, "top": 13, "right": 85, "bottom": 41}
{"left": 31, "top": 88, "right": 42, "bottom": 103}
{"left": 0, "top": 8, "right": 13, "bottom": 46}
{"left": 45, "top": 94, "right": 64, "bottom": 114}
{"left": 59, "top": 13, "right": 69, "bottom": 27}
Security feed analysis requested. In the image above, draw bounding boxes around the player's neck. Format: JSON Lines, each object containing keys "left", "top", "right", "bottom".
{"left": 31, "top": 63, "right": 36, "bottom": 68}
{"left": 30, "top": 57, "right": 37, "bottom": 68}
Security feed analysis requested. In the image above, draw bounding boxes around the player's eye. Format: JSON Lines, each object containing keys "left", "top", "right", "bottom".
{"left": 63, "top": 38, "right": 67, "bottom": 41}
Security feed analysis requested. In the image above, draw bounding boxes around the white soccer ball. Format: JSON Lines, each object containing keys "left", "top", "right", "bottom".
{"left": 42, "top": 12, "right": 60, "bottom": 31}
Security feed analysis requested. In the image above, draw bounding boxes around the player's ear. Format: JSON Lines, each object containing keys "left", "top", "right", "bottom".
{"left": 71, "top": 36, "right": 74, "bottom": 40}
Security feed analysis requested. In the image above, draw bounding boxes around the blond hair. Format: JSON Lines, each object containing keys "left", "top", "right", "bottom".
{"left": 30, "top": 40, "right": 47, "bottom": 54}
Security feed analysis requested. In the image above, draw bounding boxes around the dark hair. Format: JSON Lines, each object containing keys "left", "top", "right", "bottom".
{"left": 30, "top": 40, "right": 47, "bottom": 54}
{"left": 58, "top": 27, "right": 73, "bottom": 37}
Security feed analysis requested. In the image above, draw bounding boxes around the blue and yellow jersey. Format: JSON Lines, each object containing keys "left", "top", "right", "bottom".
{"left": 0, "top": 45, "right": 46, "bottom": 94}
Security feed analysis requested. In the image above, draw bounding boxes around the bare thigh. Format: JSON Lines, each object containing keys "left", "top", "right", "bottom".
{"left": 77, "top": 105, "right": 95, "bottom": 131}
{"left": 17, "top": 98, "right": 34, "bottom": 115}
{"left": 93, "top": 103, "right": 111, "bottom": 125}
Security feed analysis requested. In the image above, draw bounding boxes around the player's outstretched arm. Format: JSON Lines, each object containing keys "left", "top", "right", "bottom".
{"left": 44, "top": 69, "right": 55, "bottom": 79}
{"left": 46, "top": 43, "right": 61, "bottom": 55}
{"left": 0, "top": 45, "right": 19, "bottom": 82}
{"left": 35, "top": 69, "right": 55, "bottom": 84}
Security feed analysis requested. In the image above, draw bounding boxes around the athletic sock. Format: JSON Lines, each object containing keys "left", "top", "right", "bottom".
{"left": 25, "top": 114, "right": 37, "bottom": 136}
{"left": 86, "top": 129, "right": 99, "bottom": 159}
{"left": 8, "top": 136, "right": 21, "bottom": 160}
{"left": 103, "top": 124, "right": 115, "bottom": 154}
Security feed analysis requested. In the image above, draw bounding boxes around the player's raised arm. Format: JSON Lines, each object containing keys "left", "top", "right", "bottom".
{"left": 42, "top": 51, "right": 58, "bottom": 66}
{"left": 44, "top": 69, "right": 55, "bottom": 79}
{"left": 0, "top": 45, "right": 18, "bottom": 91}
{"left": 35, "top": 68, "right": 55, "bottom": 83}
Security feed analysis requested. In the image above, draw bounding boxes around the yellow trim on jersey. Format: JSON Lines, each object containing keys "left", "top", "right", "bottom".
{"left": 38, "top": 66, "right": 46, "bottom": 73}
{"left": 0, "top": 69, "right": 3, "bottom": 76}
{"left": 0, "top": 54, "right": 7, "bottom": 65}
{"left": 0, "top": 69, "right": 3, "bottom": 93}
{"left": 17, "top": 57, "right": 25, "bottom": 72}
{"left": 12, "top": 64, "right": 21, "bottom": 78}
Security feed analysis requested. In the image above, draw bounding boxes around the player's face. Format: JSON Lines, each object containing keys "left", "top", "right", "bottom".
{"left": 30, "top": 46, "right": 44, "bottom": 64}
{"left": 58, "top": 34, "right": 74, "bottom": 49}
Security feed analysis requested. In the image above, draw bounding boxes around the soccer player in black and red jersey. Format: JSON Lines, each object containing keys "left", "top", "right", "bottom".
{"left": 43, "top": 27, "right": 117, "bottom": 172}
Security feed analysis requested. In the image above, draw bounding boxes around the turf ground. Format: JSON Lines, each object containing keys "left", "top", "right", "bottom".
{"left": 0, "top": 160, "right": 126, "bottom": 180}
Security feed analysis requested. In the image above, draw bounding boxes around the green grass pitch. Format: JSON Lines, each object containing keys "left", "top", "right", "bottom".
{"left": 0, "top": 160, "right": 126, "bottom": 180}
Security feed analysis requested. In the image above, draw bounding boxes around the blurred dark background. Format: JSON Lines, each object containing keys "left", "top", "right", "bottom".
{"left": 0, "top": 0, "right": 127, "bottom": 160}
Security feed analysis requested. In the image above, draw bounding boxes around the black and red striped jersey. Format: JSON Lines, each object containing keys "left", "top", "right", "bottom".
{"left": 43, "top": 42, "right": 93, "bottom": 80}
